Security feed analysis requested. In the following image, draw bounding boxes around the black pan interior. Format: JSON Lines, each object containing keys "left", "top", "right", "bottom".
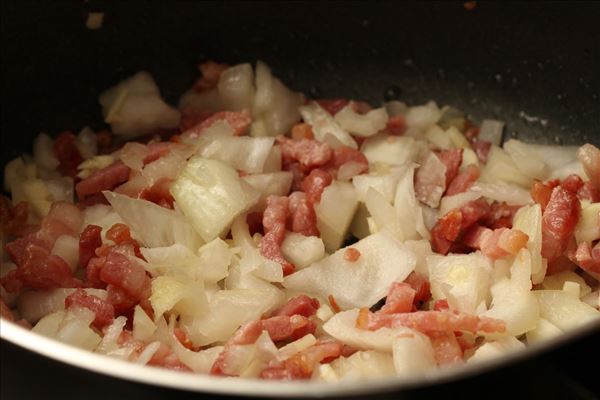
{"left": 1, "top": 0, "right": 599, "bottom": 171}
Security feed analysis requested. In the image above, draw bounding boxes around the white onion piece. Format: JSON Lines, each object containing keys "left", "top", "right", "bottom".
{"left": 120, "top": 142, "right": 149, "bottom": 171}
{"left": 405, "top": 103, "right": 441, "bottom": 131}
{"left": 76, "top": 127, "right": 98, "bottom": 159}
{"left": 334, "top": 105, "right": 388, "bottom": 137}
{"left": 243, "top": 172, "right": 293, "bottom": 212}
{"left": 96, "top": 316, "right": 127, "bottom": 354}
{"left": 99, "top": 71, "right": 180, "bottom": 136}
{"left": 360, "top": 135, "right": 425, "bottom": 166}
{"left": 252, "top": 61, "right": 303, "bottom": 137}
{"left": 504, "top": 139, "right": 548, "bottom": 180}
{"left": 392, "top": 331, "right": 436, "bottom": 377}
{"left": 45, "top": 176, "right": 74, "bottom": 203}
{"left": 135, "top": 341, "right": 162, "bottom": 365}
{"left": 170, "top": 157, "right": 259, "bottom": 242}
{"left": 468, "top": 337, "right": 525, "bottom": 363}
{"left": 472, "top": 182, "right": 532, "bottom": 205}
{"left": 218, "top": 63, "right": 255, "bottom": 111}
{"left": 283, "top": 231, "right": 415, "bottom": 310}
{"left": 33, "top": 133, "right": 59, "bottom": 170}
{"left": 438, "top": 191, "right": 482, "bottom": 217}
{"left": 104, "top": 191, "right": 202, "bottom": 249}
{"left": 384, "top": 101, "right": 408, "bottom": 117}
{"left": 479, "top": 119, "right": 504, "bottom": 146}
{"left": 180, "top": 288, "right": 283, "bottom": 346}
{"left": 199, "top": 136, "right": 274, "bottom": 174}
{"left": 577, "top": 144, "right": 600, "bottom": 188}
{"left": 51, "top": 235, "right": 79, "bottom": 271}
{"left": 513, "top": 204, "right": 546, "bottom": 284}
{"left": 299, "top": 102, "right": 357, "bottom": 149}
{"left": 315, "top": 181, "right": 359, "bottom": 252}
{"left": 323, "top": 309, "right": 417, "bottom": 352}
{"left": 281, "top": 232, "right": 325, "bottom": 270}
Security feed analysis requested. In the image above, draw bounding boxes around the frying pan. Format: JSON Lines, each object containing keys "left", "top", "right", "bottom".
{"left": 1, "top": 1, "right": 599, "bottom": 398}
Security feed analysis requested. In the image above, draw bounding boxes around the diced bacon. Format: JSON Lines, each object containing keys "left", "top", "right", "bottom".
{"left": 482, "top": 201, "right": 520, "bottom": 229}
{"left": 79, "top": 224, "right": 103, "bottom": 268}
{"left": 53, "top": 131, "right": 84, "bottom": 177}
{"left": 99, "top": 250, "right": 147, "bottom": 297}
{"left": 143, "top": 142, "right": 171, "bottom": 164}
{"left": 300, "top": 169, "right": 333, "bottom": 204}
{"left": 437, "top": 149, "right": 463, "bottom": 187}
{"left": 385, "top": 115, "right": 406, "bottom": 135}
{"left": 471, "top": 140, "right": 492, "bottom": 164}
{"left": 570, "top": 242, "right": 600, "bottom": 274}
{"left": 260, "top": 196, "right": 295, "bottom": 275}
{"left": 327, "top": 146, "right": 368, "bottom": 179}
{"left": 464, "top": 125, "right": 479, "bottom": 142}
{"left": 405, "top": 272, "right": 432, "bottom": 305}
{"left": 291, "top": 123, "right": 314, "bottom": 140}
{"left": 364, "top": 309, "right": 506, "bottom": 334}
{"left": 4, "top": 201, "right": 82, "bottom": 267}
{"left": 65, "top": 288, "right": 115, "bottom": 329}
{"left": 278, "top": 137, "right": 333, "bottom": 169}
{"left": 433, "top": 299, "right": 450, "bottom": 311}
{"left": 1, "top": 243, "right": 83, "bottom": 292}
{"left": 343, "top": 247, "right": 361, "bottom": 262}
{"left": 106, "top": 223, "right": 143, "bottom": 259}
{"left": 427, "top": 331, "right": 463, "bottom": 366}
{"left": 287, "top": 191, "right": 319, "bottom": 237}
{"left": 431, "top": 209, "right": 463, "bottom": 255}
{"left": 284, "top": 162, "right": 306, "bottom": 192}
{"left": 460, "top": 198, "right": 491, "bottom": 228}
{"left": 379, "top": 282, "right": 416, "bottom": 314}
{"left": 446, "top": 164, "right": 480, "bottom": 196}
{"left": 261, "top": 315, "right": 316, "bottom": 342}
{"left": 577, "top": 182, "right": 600, "bottom": 202}
{"left": 193, "top": 60, "right": 228, "bottom": 92}
{"left": 75, "top": 160, "right": 131, "bottom": 200}
{"left": 577, "top": 144, "right": 600, "bottom": 189}
{"left": 260, "top": 341, "right": 343, "bottom": 380}
{"left": 139, "top": 177, "right": 175, "bottom": 209}
{"left": 273, "top": 295, "right": 320, "bottom": 318}
{"left": 463, "top": 226, "right": 529, "bottom": 259}
{"left": 0, "top": 197, "right": 29, "bottom": 237}
{"left": 315, "top": 99, "right": 350, "bottom": 115}
{"left": 415, "top": 151, "right": 447, "bottom": 208}
{"left": 561, "top": 174, "right": 584, "bottom": 194}
{"left": 185, "top": 110, "right": 251, "bottom": 138}
{"left": 0, "top": 298, "right": 15, "bottom": 321}
{"left": 541, "top": 187, "right": 581, "bottom": 262}
{"left": 531, "top": 180, "right": 560, "bottom": 210}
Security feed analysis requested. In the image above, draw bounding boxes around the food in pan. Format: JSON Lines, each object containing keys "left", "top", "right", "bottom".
{"left": 1, "top": 60, "right": 599, "bottom": 381}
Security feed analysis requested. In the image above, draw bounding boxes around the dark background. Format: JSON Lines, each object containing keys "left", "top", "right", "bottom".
{"left": 1, "top": 1, "right": 600, "bottom": 399}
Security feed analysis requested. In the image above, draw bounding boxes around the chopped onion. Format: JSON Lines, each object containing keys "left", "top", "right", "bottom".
{"left": 133, "top": 305, "right": 157, "bottom": 342}
{"left": 179, "top": 88, "right": 224, "bottom": 114}
{"left": 171, "top": 157, "right": 259, "bottom": 242}
{"left": 135, "top": 341, "right": 162, "bottom": 365}
{"left": 438, "top": 191, "right": 482, "bottom": 217}
{"left": 468, "top": 337, "right": 525, "bottom": 363}
{"left": 243, "top": 172, "right": 293, "bottom": 211}
{"left": 315, "top": 181, "right": 359, "bottom": 252}
{"left": 503, "top": 139, "right": 548, "bottom": 180}
{"left": 472, "top": 182, "right": 532, "bottom": 205}
{"left": 104, "top": 191, "right": 203, "bottom": 249}
{"left": 479, "top": 119, "right": 504, "bottom": 146}
{"left": 99, "top": 71, "right": 181, "bottom": 136}
{"left": 218, "top": 63, "right": 255, "bottom": 111}
{"left": 283, "top": 231, "right": 415, "bottom": 310}
{"left": 384, "top": 101, "right": 408, "bottom": 117}
{"left": 51, "top": 235, "right": 79, "bottom": 271}
{"left": 513, "top": 204, "right": 545, "bottom": 284}
{"left": 323, "top": 309, "right": 416, "bottom": 352}
{"left": 281, "top": 232, "right": 325, "bottom": 269}
{"left": 334, "top": 105, "right": 388, "bottom": 137}
{"left": 76, "top": 127, "right": 98, "bottom": 159}
{"left": 329, "top": 350, "right": 396, "bottom": 381}
{"left": 33, "top": 133, "right": 59, "bottom": 171}
{"left": 96, "top": 316, "right": 127, "bottom": 354}
{"left": 392, "top": 331, "right": 436, "bottom": 377}
{"left": 299, "top": 102, "right": 357, "bottom": 149}
{"left": 252, "top": 61, "right": 302, "bottom": 136}
{"left": 360, "top": 135, "right": 426, "bottom": 166}
{"left": 534, "top": 290, "right": 600, "bottom": 331}
{"left": 480, "top": 146, "right": 532, "bottom": 188}
{"left": 405, "top": 103, "right": 441, "bottom": 131}
{"left": 574, "top": 202, "right": 600, "bottom": 244}
{"left": 199, "top": 136, "right": 275, "bottom": 174}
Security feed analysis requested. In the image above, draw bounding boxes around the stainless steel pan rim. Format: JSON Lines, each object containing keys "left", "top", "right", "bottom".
{"left": 2, "top": 318, "right": 598, "bottom": 397}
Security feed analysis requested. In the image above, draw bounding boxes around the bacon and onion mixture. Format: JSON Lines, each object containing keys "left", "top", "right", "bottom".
{"left": 1, "top": 60, "right": 599, "bottom": 382}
